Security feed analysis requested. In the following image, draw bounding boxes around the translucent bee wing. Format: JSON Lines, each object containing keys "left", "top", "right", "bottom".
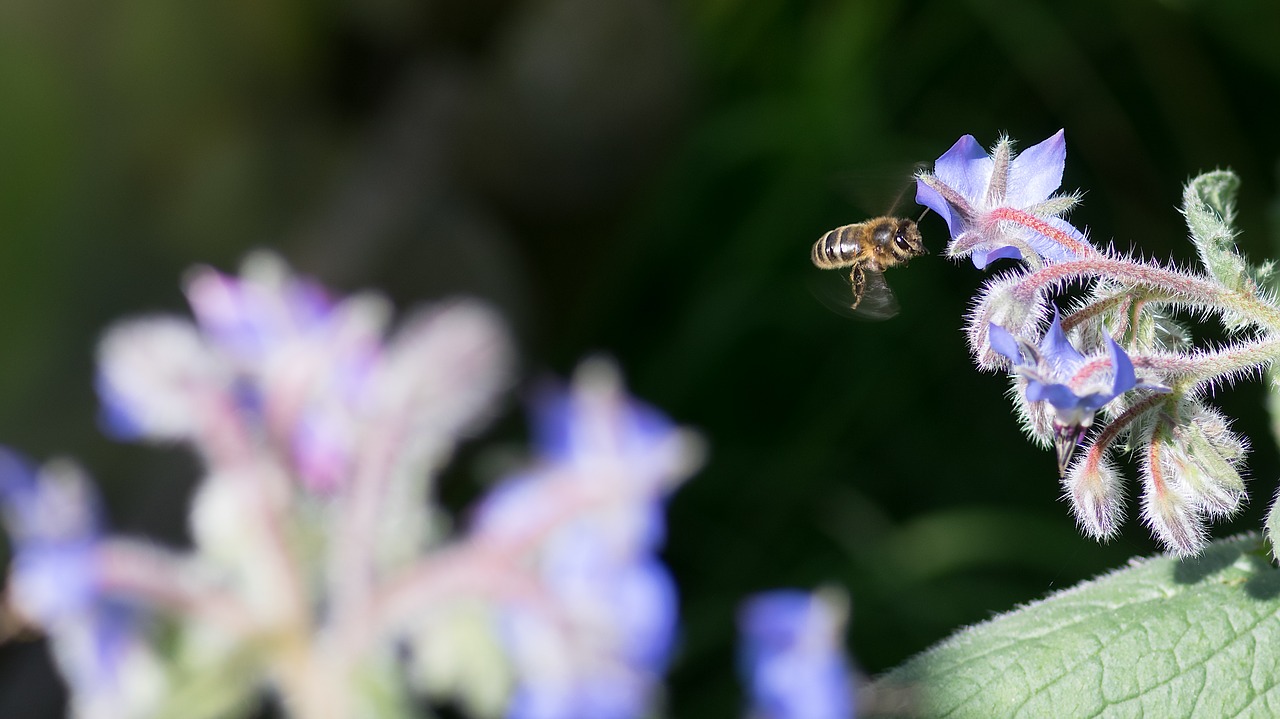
{"left": 807, "top": 271, "right": 860, "bottom": 317}
{"left": 850, "top": 270, "right": 900, "bottom": 320}
{"left": 807, "top": 267, "right": 899, "bottom": 321}
{"left": 829, "top": 161, "right": 931, "bottom": 217}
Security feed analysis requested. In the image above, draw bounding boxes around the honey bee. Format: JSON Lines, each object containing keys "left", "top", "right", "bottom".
{"left": 810, "top": 215, "right": 927, "bottom": 319}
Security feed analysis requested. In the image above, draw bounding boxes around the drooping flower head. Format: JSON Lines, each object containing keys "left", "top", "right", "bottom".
{"left": 989, "top": 309, "right": 1167, "bottom": 473}
{"left": 739, "top": 589, "right": 855, "bottom": 719}
{"left": 916, "top": 131, "right": 1094, "bottom": 268}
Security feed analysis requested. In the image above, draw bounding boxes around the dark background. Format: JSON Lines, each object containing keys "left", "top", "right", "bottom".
{"left": 3, "top": 0, "right": 1280, "bottom": 716}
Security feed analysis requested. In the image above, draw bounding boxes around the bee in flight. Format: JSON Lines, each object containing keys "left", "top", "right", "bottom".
{"left": 810, "top": 215, "right": 927, "bottom": 319}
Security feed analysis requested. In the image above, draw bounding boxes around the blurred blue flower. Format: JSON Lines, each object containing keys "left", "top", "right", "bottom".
{"left": 181, "top": 257, "right": 337, "bottom": 364}
{"left": 739, "top": 590, "right": 854, "bottom": 719}
{"left": 471, "top": 361, "right": 699, "bottom": 719}
{"left": 96, "top": 253, "right": 388, "bottom": 493}
{"left": 96, "top": 254, "right": 513, "bottom": 500}
{"left": 916, "top": 130, "right": 1089, "bottom": 268}
{"left": 501, "top": 553, "right": 678, "bottom": 719}
{"left": 0, "top": 450, "right": 140, "bottom": 700}
{"left": 990, "top": 309, "right": 1166, "bottom": 472}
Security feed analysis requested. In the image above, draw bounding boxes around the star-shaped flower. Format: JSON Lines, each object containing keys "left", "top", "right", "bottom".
{"left": 916, "top": 130, "right": 1093, "bottom": 268}
{"left": 989, "top": 309, "right": 1167, "bottom": 473}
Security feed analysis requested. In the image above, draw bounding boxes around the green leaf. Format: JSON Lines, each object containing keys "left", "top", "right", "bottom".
{"left": 1266, "top": 367, "right": 1280, "bottom": 560}
{"left": 1182, "top": 170, "right": 1247, "bottom": 292}
{"left": 871, "top": 534, "right": 1280, "bottom": 718}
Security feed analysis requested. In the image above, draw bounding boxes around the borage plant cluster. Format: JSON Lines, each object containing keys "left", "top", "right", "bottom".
{"left": 0, "top": 253, "right": 728, "bottom": 719}
{"left": 917, "top": 130, "right": 1280, "bottom": 558}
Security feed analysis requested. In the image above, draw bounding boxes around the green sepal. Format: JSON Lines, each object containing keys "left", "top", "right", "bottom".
{"left": 870, "top": 534, "right": 1280, "bottom": 718}
{"left": 1264, "top": 369, "right": 1280, "bottom": 561}
{"left": 1182, "top": 170, "right": 1247, "bottom": 291}
{"left": 1267, "top": 491, "right": 1280, "bottom": 563}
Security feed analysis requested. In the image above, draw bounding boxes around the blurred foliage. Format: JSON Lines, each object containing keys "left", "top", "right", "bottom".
{"left": 5, "top": 0, "right": 1280, "bottom": 716}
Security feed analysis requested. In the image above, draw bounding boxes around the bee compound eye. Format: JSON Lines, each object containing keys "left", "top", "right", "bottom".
{"left": 894, "top": 233, "right": 914, "bottom": 252}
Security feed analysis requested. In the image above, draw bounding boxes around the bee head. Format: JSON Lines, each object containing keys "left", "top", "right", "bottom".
{"left": 890, "top": 220, "right": 927, "bottom": 260}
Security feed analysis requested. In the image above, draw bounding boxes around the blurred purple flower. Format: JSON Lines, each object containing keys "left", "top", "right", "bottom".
{"left": 990, "top": 309, "right": 1166, "bottom": 472}
{"left": 0, "top": 450, "right": 141, "bottom": 702}
{"left": 96, "top": 255, "right": 385, "bottom": 492}
{"left": 96, "top": 253, "right": 511, "bottom": 498}
{"left": 470, "top": 361, "right": 700, "bottom": 719}
{"left": 501, "top": 553, "right": 677, "bottom": 719}
{"left": 916, "top": 131, "right": 1091, "bottom": 268}
{"left": 739, "top": 590, "right": 854, "bottom": 719}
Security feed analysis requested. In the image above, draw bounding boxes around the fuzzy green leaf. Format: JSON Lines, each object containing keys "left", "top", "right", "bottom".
{"left": 871, "top": 534, "right": 1280, "bottom": 718}
{"left": 1183, "top": 171, "right": 1247, "bottom": 291}
{"left": 1267, "top": 368, "right": 1280, "bottom": 561}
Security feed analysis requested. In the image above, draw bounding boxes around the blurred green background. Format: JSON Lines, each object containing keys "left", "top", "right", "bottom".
{"left": 5, "top": 0, "right": 1280, "bottom": 716}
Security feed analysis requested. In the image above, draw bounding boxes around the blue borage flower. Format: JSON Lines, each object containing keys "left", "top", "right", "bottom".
{"left": 95, "top": 252, "right": 512, "bottom": 499}
{"left": 96, "top": 253, "right": 387, "bottom": 494}
{"left": 472, "top": 361, "right": 697, "bottom": 719}
{"left": 739, "top": 590, "right": 855, "bottom": 719}
{"left": 0, "top": 450, "right": 151, "bottom": 714}
{"left": 989, "top": 309, "right": 1168, "bottom": 473}
{"left": 916, "top": 130, "right": 1094, "bottom": 269}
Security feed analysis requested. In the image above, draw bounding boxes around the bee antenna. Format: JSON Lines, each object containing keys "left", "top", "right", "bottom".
{"left": 915, "top": 207, "right": 930, "bottom": 223}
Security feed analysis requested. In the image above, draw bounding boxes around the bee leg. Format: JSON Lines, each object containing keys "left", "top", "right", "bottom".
{"left": 849, "top": 266, "right": 865, "bottom": 311}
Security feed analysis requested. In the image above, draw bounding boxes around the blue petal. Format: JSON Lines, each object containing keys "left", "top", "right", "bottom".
{"left": 987, "top": 324, "right": 1025, "bottom": 365}
{"left": 1038, "top": 308, "right": 1086, "bottom": 369}
{"left": 1077, "top": 390, "right": 1120, "bottom": 413}
{"left": 614, "top": 560, "right": 678, "bottom": 669}
{"left": 915, "top": 179, "right": 962, "bottom": 237}
{"left": 93, "top": 373, "right": 147, "bottom": 441}
{"left": 739, "top": 591, "right": 854, "bottom": 719}
{"left": 506, "top": 671, "right": 647, "bottom": 719}
{"left": 1105, "top": 336, "right": 1137, "bottom": 396}
{"left": 932, "top": 135, "right": 992, "bottom": 203}
{"left": 740, "top": 591, "right": 814, "bottom": 653}
{"left": 0, "top": 452, "right": 141, "bottom": 697}
{"left": 529, "top": 383, "right": 574, "bottom": 460}
{"left": 1007, "top": 129, "right": 1066, "bottom": 206}
{"left": 0, "top": 448, "right": 37, "bottom": 491}
{"left": 971, "top": 244, "right": 1024, "bottom": 268}
{"left": 1026, "top": 381, "right": 1087, "bottom": 411}
{"left": 530, "top": 380, "right": 676, "bottom": 472}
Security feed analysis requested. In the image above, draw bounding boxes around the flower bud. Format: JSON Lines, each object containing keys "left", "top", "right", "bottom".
{"left": 966, "top": 273, "right": 1047, "bottom": 371}
{"left": 1140, "top": 437, "right": 1210, "bottom": 557}
{"left": 1186, "top": 404, "right": 1248, "bottom": 464}
{"left": 1063, "top": 442, "right": 1124, "bottom": 541}
{"left": 1165, "top": 414, "right": 1247, "bottom": 519}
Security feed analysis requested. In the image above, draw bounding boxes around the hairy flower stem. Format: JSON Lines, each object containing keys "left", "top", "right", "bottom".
{"left": 1014, "top": 257, "right": 1280, "bottom": 330}
{"left": 96, "top": 541, "right": 257, "bottom": 635}
{"left": 1070, "top": 336, "right": 1280, "bottom": 394}
{"left": 369, "top": 486, "right": 630, "bottom": 643}
{"left": 1097, "top": 394, "right": 1169, "bottom": 449}
{"left": 987, "top": 207, "right": 1102, "bottom": 259}
{"left": 1061, "top": 295, "right": 1131, "bottom": 332}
